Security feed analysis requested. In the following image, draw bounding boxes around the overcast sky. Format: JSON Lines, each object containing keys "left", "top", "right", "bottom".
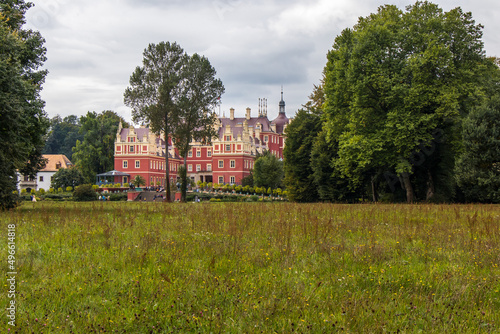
{"left": 25, "top": 0, "right": 500, "bottom": 124}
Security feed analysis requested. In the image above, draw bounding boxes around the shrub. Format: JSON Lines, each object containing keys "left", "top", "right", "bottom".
{"left": 73, "top": 184, "right": 97, "bottom": 201}
{"left": 109, "top": 192, "right": 127, "bottom": 201}
{"left": 49, "top": 188, "right": 55, "bottom": 193}
{"left": 66, "top": 186, "right": 73, "bottom": 192}
{"left": 249, "top": 195, "right": 259, "bottom": 202}
{"left": 123, "top": 183, "right": 129, "bottom": 188}
{"left": 39, "top": 188, "right": 45, "bottom": 195}
{"left": 31, "top": 189, "right": 36, "bottom": 194}
{"left": 58, "top": 187, "right": 63, "bottom": 193}
{"left": 21, "top": 189, "right": 26, "bottom": 194}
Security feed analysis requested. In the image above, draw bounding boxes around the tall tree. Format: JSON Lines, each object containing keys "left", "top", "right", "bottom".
{"left": 253, "top": 151, "right": 284, "bottom": 190}
{"left": 0, "top": 0, "right": 48, "bottom": 210}
{"left": 124, "top": 42, "right": 186, "bottom": 202}
{"left": 323, "top": 2, "right": 489, "bottom": 203}
{"left": 455, "top": 95, "right": 500, "bottom": 203}
{"left": 72, "top": 111, "right": 126, "bottom": 184}
{"left": 283, "top": 83, "right": 324, "bottom": 202}
{"left": 172, "top": 53, "right": 224, "bottom": 202}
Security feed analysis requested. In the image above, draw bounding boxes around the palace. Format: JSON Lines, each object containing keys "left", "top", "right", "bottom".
{"left": 114, "top": 92, "right": 289, "bottom": 187}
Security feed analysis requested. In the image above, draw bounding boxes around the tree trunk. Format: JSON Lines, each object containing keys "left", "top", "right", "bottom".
{"left": 426, "top": 169, "right": 435, "bottom": 202}
{"left": 164, "top": 115, "right": 171, "bottom": 202}
{"left": 401, "top": 172, "right": 414, "bottom": 203}
{"left": 371, "top": 175, "right": 378, "bottom": 202}
{"left": 181, "top": 154, "right": 188, "bottom": 202}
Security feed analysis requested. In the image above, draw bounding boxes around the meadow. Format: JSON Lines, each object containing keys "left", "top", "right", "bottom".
{"left": 1, "top": 202, "right": 499, "bottom": 333}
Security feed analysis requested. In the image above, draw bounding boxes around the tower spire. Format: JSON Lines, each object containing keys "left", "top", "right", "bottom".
{"left": 279, "top": 86, "right": 285, "bottom": 115}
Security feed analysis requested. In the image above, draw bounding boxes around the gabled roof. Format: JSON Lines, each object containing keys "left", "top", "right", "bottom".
{"left": 40, "top": 155, "right": 72, "bottom": 172}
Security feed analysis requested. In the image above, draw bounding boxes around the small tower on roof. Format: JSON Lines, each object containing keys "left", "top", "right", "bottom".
{"left": 279, "top": 86, "right": 285, "bottom": 115}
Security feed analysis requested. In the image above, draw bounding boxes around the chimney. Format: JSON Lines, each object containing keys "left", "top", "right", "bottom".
{"left": 230, "top": 108, "right": 235, "bottom": 120}
{"left": 246, "top": 107, "right": 251, "bottom": 120}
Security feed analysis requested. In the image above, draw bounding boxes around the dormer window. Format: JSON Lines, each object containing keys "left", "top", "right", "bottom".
{"left": 56, "top": 162, "right": 62, "bottom": 169}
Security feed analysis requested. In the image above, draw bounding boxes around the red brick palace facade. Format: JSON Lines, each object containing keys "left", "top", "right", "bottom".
{"left": 114, "top": 93, "right": 289, "bottom": 187}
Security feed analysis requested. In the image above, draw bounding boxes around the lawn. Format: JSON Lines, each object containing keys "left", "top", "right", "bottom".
{"left": 2, "top": 202, "right": 499, "bottom": 333}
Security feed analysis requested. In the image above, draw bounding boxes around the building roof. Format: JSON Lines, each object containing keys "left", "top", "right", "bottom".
{"left": 271, "top": 112, "right": 289, "bottom": 134}
{"left": 41, "top": 155, "right": 72, "bottom": 172}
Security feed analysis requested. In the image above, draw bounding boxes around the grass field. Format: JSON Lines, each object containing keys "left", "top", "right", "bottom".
{"left": 1, "top": 202, "right": 500, "bottom": 333}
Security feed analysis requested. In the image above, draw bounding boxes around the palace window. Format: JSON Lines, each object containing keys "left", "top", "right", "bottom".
{"left": 207, "top": 150, "right": 212, "bottom": 157}
{"left": 196, "top": 150, "right": 201, "bottom": 157}
{"left": 188, "top": 150, "right": 193, "bottom": 158}
{"left": 226, "top": 144, "right": 231, "bottom": 152}
{"left": 230, "top": 176, "right": 235, "bottom": 184}
{"left": 188, "top": 164, "right": 192, "bottom": 172}
{"left": 230, "top": 160, "right": 235, "bottom": 168}
{"left": 129, "top": 146, "right": 134, "bottom": 152}
{"left": 218, "top": 160, "right": 224, "bottom": 168}
{"left": 196, "top": 164, "right": 201, "bottom": 172}
{"left": 218, "top": 176, "right": 224, "bottom": 184}
{"left": 123, "top": 161, "right": 128, "bottom": 168}
{"left": 207, "top": 164, "right": 212, "bottom": 172}
{"left": 135, "top": 161, "right": 140, "bottom": 168}
{"left": 264, "top": 135, "right": 268, "bottom": 142}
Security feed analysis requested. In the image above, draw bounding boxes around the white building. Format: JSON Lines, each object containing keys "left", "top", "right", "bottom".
{"left": 18, "top": 154, "right": 72, "bottom": 192}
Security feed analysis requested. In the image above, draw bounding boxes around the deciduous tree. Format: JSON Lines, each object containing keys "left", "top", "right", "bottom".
{"left": 0, "top": 0, "right": 49, "bottom": 209}
{"left": 124, "top": 42, "right": 186, "bottom": 202}
{"left": 172, "top": 53, "right": 224, "bottom": 202}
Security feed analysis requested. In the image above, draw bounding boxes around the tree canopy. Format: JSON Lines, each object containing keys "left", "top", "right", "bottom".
{"left": 124, "top": 42, "right": 224, "bottom": 202}
{"left": 173, "top": 53, "right": 224, "bottom": 202}
{"left": 71, "top": 110, "right": 127, "bottom": 184}
{"left": 43, "top": 115, "right": 83, "bottom": 161}
{"left": 254, "top": 151, "right": 284, "bottom": 190}
{"left": 124, "top": 42, "right": 186, "bottom": 201}
{"left": 322, "top": 1, "right": 491, "bottom": 203}
{"left": 0, "top": 0, "right": 49, "bottom": 209}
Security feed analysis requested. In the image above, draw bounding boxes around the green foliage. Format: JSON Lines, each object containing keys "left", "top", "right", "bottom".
{"left": 124, "top": 42, "right": 186, "bottom": 202}
{"left": 66, "top": 186, "right": 73, "bottom": 192}
{"left": 43, "top": 115, "right": 83, "bottom": 160}
{"left": 57, "top": 187, "right": 63, "bottom": 193}
{"left": 455, "top": 96, "right": 500, "bottom": 203}
{"left": 72, "top": 184, "right": 97, "bottom": 202}
{"left": 254, "top": 152, "right": 284, "bottom": 190}
{"left": 173, "top": 52, "right": 225, "bottom": 202}
{"left": 39, "top": 188, "right": 45, "bottom": 194}
{"left": 109, "top": 192, "right": 127, "bottom": 201}
{"left": 72, "top": 110, "right": 127, "bottom": 184}
{"left": 0, "top": 0, "right": 49, "bottom": 210}
{"left": 133, "top": 175, "right": 146, "bottom": 188}
{"left": 321, "top": 2, "right": 491, "bottom": 203}
{"left": 240, "top": 173, "right": 254, "bottom": 187}
{"left": 283, "top": 108, "right": 322, "bottom": 202}
{"left": 51, "top": 167, "right": 85, "bottom": 190}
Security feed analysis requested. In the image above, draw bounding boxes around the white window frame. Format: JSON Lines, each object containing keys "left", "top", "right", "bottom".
{"left": 230, "top": 160, "right": 235, "bottom": 168}
{"left": 188, "top": 164, "right": 193, "bottom": 172}
{"left": 207, "top": 150, "right": 212, "bottom": 157}
{"left": 218, "top": 160, "right": 224, "bottom": 168}
{"left": 218, "top": 176, "right": 224, "bottom": 184}
{"left": 207, "top": 164, "right": 212, "bottom": 172}
{"left": 196, "top": 150, "right": 201, "bottom": 157}
{"left": 123, "top": 160, "right": 128, "bottom": 168}
{"left": 135, "top": 160, "right": 140, "bottom": 168}
{"left": 230, "top": 176, "right": 235, "bottom": 184}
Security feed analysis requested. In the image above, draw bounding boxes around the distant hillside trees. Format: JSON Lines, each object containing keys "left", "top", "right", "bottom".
{"left": 43, "top": 115, "right": 83, "bottom": 161}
